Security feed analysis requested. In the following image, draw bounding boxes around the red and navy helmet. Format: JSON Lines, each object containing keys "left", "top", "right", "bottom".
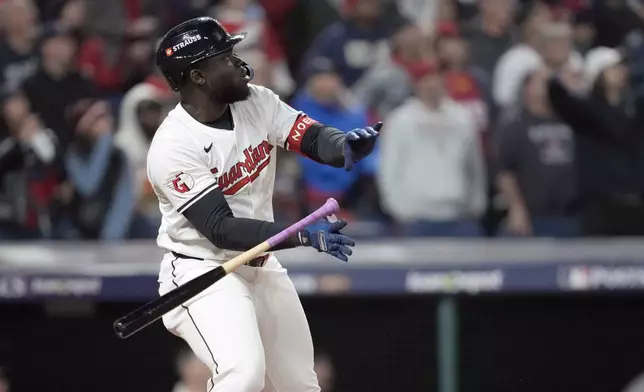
{"left": 155, "top": 17, "right": 250, "bottom": 91}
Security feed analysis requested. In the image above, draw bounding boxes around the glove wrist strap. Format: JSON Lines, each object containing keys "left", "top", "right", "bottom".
{"left": 298, "top": 230, "right": 311, "bottom": 247}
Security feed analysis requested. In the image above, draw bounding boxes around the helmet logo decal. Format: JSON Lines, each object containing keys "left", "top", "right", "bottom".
{"left": 172, "top": 34, "right": 203, "bottom": 52}
{"left": 165, "top": 48, "right": 173, "bottom": 57}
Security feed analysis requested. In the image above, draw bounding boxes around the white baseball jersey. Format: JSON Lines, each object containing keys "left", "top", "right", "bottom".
{"left": 147, "top": 84, "right": 318, "bottom": 262}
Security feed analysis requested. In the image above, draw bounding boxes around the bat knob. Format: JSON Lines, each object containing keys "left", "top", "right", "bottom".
{"left": 113, "top": 320, "right": 128, "bottom": 339}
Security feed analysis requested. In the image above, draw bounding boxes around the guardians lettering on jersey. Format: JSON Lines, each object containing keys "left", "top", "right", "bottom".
{"left": 210, "top": 140, "right": 273, "bottom": 195}
{"left": 285, "top": 114, "right": 318, "bottom": 153}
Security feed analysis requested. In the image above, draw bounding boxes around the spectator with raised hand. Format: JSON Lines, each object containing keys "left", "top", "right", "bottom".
{"left": 378, "top": 62, "right": 486, "bottom": 237}
{"left": 0, "top": 0, "right": 40, "bottom": 96}
{"left": 300, "top": 0, "right": 394, "bottom": 89}
{"left": 352, "top": 22, "right": 432, "bottom": 120}
{"left": 0, "top": 92, "right": 60, "bottom": 240}
{"left": 547, "top": 46, "right": 644, "bottom": 235}
{"left": 22, "top": 27, "right": 96, "bottom": 150}
{"left": 494, "top": 68, "right": 578, "bottom": 237}
{"left": 61, "top": 99, "right": 136, "bottom": 240}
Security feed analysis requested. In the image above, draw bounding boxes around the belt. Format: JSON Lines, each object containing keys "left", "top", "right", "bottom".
{"left": 171, "top": 251, "right": 269, "bottom": 268}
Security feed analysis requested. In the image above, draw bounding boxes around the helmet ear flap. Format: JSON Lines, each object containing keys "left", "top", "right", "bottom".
{"left": 161, "top": 69, "right": 180, "bottom": 91}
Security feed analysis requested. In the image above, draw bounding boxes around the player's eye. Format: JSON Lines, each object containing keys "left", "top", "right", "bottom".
{"left": 219, "top": 52, "right": 234, "bottom": 66}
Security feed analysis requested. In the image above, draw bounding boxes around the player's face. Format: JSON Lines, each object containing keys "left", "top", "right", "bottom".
{"left": 200, "top": 50, "right": 251, "bottom": 104}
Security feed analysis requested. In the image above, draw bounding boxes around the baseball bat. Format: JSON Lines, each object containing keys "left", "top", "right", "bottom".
{"left": 112, "top": 197, "right": 340, "bottom": 340}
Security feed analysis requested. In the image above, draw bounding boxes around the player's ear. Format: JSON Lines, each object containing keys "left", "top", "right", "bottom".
{"left": 189, "top": 68, "right": 206, "bottom": 87}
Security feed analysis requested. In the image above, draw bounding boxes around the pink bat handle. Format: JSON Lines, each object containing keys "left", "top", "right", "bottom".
{"left": 266, "top": 198, "right": 340, "bottom": 247}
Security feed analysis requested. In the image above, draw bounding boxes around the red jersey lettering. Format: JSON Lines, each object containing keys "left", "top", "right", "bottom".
{"left": 209, "top": 141, "right": 274, "bottom": 195}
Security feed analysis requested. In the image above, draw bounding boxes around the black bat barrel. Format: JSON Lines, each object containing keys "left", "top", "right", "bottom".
{"left": 113, "top": 266, "right": 227, "bottom": 339}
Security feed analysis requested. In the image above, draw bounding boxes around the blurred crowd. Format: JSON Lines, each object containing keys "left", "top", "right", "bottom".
{"left": 2, "top": 0, "right": 644, "bottom": 240}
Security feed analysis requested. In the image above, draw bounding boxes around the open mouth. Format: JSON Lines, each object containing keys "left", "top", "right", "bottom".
{"left": 240, "top": 67, "right": 251, "bottom": 82}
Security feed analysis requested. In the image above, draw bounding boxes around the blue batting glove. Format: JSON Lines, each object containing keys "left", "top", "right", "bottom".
{"left": 299, "top": 219, "right": 355, "bottom": 262}
{"left": 343, "top": 122, "right": 382, "bottom": 171}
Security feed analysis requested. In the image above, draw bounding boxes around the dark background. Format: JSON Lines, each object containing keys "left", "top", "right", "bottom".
{"left": 1, "top": 294, "right": 643, "bottom": 392}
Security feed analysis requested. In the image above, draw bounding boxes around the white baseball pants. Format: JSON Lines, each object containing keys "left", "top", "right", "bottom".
{"left": 159, "top": 253, "right": 321, "bottom": 392}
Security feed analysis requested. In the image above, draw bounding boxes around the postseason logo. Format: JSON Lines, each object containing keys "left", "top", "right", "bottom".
{"left": 559, "top": 265, "right": 644, "bottom": 291}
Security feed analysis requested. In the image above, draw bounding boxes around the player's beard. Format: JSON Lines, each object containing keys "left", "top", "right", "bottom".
{"left": 210, "top": 72, "right": 251, "bottom": 104}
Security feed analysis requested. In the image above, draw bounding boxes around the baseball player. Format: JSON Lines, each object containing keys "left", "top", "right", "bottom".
{"left": 147, "top": 17, "right": 380, "bottom": 392}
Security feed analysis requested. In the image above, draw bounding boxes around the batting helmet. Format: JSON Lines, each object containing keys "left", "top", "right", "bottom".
{"left": 155, "top": 17, "right": 253, "bottom": 91}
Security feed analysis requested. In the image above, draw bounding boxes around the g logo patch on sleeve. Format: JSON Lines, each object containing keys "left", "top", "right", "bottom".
{"left": 165, "top": 171, "right": 195, "bottom": 194}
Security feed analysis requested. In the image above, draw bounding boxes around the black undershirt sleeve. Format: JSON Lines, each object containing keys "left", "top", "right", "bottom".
{"left": 182, "top": 187, "right": 302, "bottom": 251}
{"left": 298, "top": 123, "right": 346, "bottom": 168}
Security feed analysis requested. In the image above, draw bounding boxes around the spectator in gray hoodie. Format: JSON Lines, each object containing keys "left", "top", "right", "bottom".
{"left": 378, "top": 62, "right": 487, "bottom": 237}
